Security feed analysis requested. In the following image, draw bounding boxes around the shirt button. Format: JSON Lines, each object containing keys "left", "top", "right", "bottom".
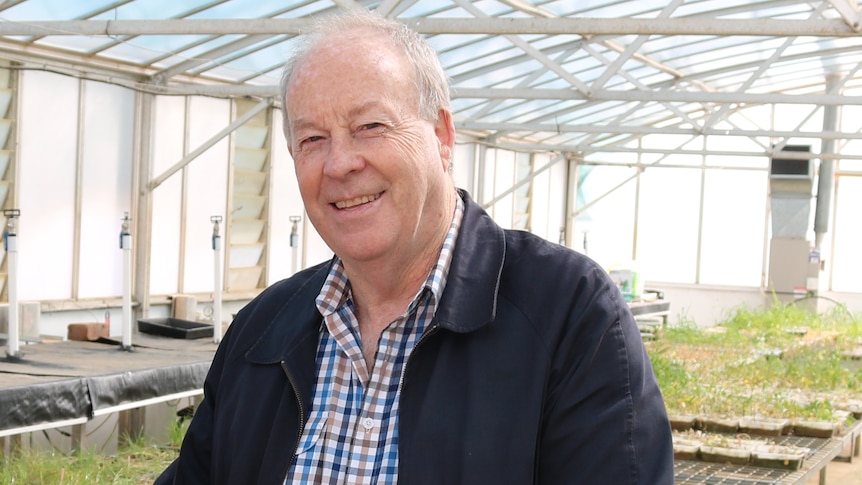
{"left": 362, "top": 417, "right": 374, "bottom": 431}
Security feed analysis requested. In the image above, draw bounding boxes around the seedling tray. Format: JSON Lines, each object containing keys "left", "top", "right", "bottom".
{"left": 137, "top": 317, "right": 213, "bottom": 339}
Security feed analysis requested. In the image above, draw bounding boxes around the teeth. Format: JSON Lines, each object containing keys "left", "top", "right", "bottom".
{"left": 334, "top": 193, "right": 379, "bottom": 209}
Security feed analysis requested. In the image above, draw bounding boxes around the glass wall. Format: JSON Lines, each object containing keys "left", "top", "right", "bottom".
{"left": 9, "top": 69, "right": 862, "bottom": 309}
{"left": 831, "top": 171, "right": 862, "bottom": 292}
{"left": 18, "top": 72, "right": 135, "bottom": 301}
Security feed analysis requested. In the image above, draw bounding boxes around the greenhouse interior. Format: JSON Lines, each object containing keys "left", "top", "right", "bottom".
{"left": 0, "top": 1, "right": 861, "bottom": 483}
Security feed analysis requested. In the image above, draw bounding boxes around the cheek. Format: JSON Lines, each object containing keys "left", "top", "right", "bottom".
{"left": 392, "top": 140, "right": 424, "bottom": 167}
{"left": 293, "top": 160, "right": 322, "bottom": 198}
{"left": 386, "top": 129, "right": 436, "bottom": 173}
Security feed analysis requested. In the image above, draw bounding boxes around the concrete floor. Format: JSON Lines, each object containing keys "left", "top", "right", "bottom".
{"left": 805, "top": 440, "right": 862, "bottom": 485}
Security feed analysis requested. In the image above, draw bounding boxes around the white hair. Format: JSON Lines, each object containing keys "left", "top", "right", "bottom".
{"left": 279, "top": 10, "right": 451, "bottom": 141}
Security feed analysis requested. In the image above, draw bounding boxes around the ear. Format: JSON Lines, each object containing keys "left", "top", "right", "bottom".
{"left": 434, "top": 108, "right": 456, "bottom": 172}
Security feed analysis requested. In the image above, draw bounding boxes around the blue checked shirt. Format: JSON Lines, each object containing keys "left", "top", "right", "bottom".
{"left": 285, "top": 196, "right": 464, "bottom": 485}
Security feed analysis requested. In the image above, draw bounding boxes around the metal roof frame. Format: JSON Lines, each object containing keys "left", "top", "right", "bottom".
{"left": 0, "top": 0, "right": 860, "bottom": 158}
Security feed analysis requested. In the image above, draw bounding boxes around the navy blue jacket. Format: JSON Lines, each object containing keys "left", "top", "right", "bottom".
{"left": 156, "top": 191, "right": 674, "bottom": 484}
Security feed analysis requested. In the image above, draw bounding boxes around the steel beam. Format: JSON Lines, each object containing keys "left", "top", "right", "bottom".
{"left": 148, "top": 98, "right": 272, "bottom": 191}
{"left": 0, "top": 18, "right": 857, "bottom": 37}
{"left": 452, "top": 87, "right": 862, "bottom": 105}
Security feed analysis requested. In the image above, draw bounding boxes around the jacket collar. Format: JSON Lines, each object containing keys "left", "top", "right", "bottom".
{"left": 244, "top": 189, "right": 505, "bottom": 366}
{"left": 433, "top": 189, "right": 505, "bottom": 333}
{"left": 245, "top": 261, "right": 330, "bottom": 366}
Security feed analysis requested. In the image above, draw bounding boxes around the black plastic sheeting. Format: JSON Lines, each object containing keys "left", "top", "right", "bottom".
{"left": 0, "top": 339, "right": 215, "bottom": 433}
{"left": 1, "top": 378, "right": 90, "bottom": 430}
{"left": 87, "top": 362, "right": 209, "bottom": 411}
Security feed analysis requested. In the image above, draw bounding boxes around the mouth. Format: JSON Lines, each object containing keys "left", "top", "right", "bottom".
{"left": 333, "top": 192, "right": 382, "bottom": 210}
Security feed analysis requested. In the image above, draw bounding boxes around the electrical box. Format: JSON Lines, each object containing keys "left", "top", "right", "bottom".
{"left": 767, "top": 238, "right": 819, "bottom": 294}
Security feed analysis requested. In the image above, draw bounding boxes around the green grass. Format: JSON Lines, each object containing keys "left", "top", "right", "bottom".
{"left": 649, "top": 302, "right": 862, "bottom": 422}
{"left": 0, "top": 421, "right": 187, "bottom": 485}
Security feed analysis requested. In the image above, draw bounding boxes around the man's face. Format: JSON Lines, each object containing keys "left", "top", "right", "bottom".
{"left": 285, "top": 31, "right": 455, "bottom": 268}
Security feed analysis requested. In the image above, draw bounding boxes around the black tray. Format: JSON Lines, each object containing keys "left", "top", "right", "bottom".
{"left": 137, "top": 317, "right": 213, "bottom": 339}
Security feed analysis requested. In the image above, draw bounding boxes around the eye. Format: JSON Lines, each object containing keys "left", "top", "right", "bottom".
{"left": 297, "top": 135, "right": 325, "bottom": 148}
{"left": 359, "top": 122, "right": 384, "bottom": 132}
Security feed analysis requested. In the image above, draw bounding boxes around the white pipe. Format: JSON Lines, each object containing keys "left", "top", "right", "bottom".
{"left": 92, "top": 388, "right": 204, "bottom": 417}
{"left": 289, "top": 216, "right": 301, "bottom": 275}
{"left": 6, "top": 231, "right": 18, "bottom": 358}
{"left": 0, "top": 417, "right": 89, "bottom": 438}
{"left": 120, "top": 214, "right": 132, "bottom": 350}
{"left": 213, "top": 232, "right": 223, "bottom": 344}
{"left": 814, "top": 73, "right": 841, "bottom": 248}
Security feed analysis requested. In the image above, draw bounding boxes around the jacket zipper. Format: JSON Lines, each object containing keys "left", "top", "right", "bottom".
{"left": 281, "top": 360, "right": 305, "bottom": 481}
{"left": 400, "top": 324, "right": 439, "bottom": 392}
{"left": 278, "top": 324, "right": 439, "bottom": 482}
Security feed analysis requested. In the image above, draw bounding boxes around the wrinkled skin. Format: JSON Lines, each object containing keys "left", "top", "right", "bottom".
{"left": 285, "top": 27, "right": 457, "bottom": 360}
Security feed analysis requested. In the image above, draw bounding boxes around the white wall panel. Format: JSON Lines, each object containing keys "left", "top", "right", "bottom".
{"left": 17, "top": 71, "right": 77, "bottom": 300}
{"left": 545, "top": 155, "right": 567, "bottom": 244}
{"left": 528, "top": 152, "right": 567, "bottom": 244}
{"left": 77, "top": 81, "right": 135, "bottom": 299}
{"left": 302, "top": 222, "right": 333, "bottom": 269}
{"left": 480, "top": 148, "right": 495, "bottom": 213}
{"left": 183, "top": 96, "right": 230, "bottom": 294}
{"left": 490, "top": 148, "right": 515, "bottom": 228}
{"left": 531, "top": 164, "right": 551, "bottom": 241}
{"left": 452, "top": 142, "right": 474, "bottom": 195}
{"left": 269, "top": 110, "right": 316, "bottom": 283}
{"left": 149, "top": 96, "right": 184, "bottom": 296}
{"left": 574, "top": 165, "right": 637, "bottom": 270}
{"left": 699, "top": 169, "right": 767, "bottom": 287}
{"left": 831, "top": 175, "right": 862, "bottom": 292}
{"left": 7, "top": 73, "right": 862, "bottom": 319}
{"left": 270, "top": 109, "right": 332, "bottom": 274}
{"left": 637, "top": 168, "right": 701, "bottom": 284}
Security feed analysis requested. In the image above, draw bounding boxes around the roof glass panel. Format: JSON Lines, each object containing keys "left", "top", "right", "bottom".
{"left": 93, "top": 0, "right": 208, "bottom": 20}
{"left": 202, "top": 39, "right": 295, "bottom": 76}
{"left": 34, "top": 35, "right": 118, "bottom": 54}
{"left": 195, "top": 38, "right": 290, "bottom": 82}
{"left": 0, "top": 0, "right": 857, "bottom": 152}
{"left": 0, "top": 0, "right": 117, "bottom": 19}
{"left": 98, "top": 34, "right": 223, "bottom": 65}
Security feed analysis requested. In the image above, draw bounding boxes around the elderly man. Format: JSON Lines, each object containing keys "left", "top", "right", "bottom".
{"left": 156, "top": 10, "right": 673, "bottom": 485}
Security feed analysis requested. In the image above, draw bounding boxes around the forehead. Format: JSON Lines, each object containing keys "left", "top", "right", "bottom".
{"left": 286, "top": 30, "right": 417, "bottom": 121}
{"left": 291, "top": 30, "right": 411, "bottom": 90}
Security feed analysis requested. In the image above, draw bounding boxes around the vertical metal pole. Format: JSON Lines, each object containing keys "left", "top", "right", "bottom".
{"left": 211, "top": 216, "right": 223, "bottom": 344}
{"left": 564, "top": 156, "right": 577, "bottom": 248}
{"left": 133, "top": 91, "right": 155, "bottom": 324}
{"left": 4, "top": 209, "right": 20, "bottom": 359}
{"left": 814, "top": 73, "right": 840, "bottom": 252}
{"left": 289, "top": 216, "right": 302, "bottom": 275}
{"left": 120, "top": 213, "right": 133, "bottom": 350}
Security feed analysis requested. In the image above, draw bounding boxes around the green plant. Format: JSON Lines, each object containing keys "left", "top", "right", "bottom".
{"left": 649, "top": 302, "right": 861, "bottom": 425}
{"left": 0, "top": 420, "right": 189, "bottom": 484}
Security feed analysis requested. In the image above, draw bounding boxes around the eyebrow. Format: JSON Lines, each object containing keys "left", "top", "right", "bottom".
{"left": 290, "top": 100, "right": 394, "bottom": 134}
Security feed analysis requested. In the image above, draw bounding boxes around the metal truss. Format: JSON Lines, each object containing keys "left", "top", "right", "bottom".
{"left": 0, "top": 0, "right": 860, "bottom": 161}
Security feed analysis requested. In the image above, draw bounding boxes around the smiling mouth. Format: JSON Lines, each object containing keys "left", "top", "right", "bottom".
{"left": 334, "top": 193, "right": 382, "bottom": 209}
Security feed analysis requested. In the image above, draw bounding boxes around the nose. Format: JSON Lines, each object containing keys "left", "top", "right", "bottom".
{"left": 323, "top": 134, "right": 365, "bottom": 179}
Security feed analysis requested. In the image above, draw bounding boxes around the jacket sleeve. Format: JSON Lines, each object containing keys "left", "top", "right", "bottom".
{"left": 154, "top": 335, "right": 229, "bottom": 484}
{"left": 538, "top": 277, "right": 674, "bottom": 484}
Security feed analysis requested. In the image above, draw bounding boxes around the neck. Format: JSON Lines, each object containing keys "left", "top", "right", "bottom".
{"left": 346, "top": 248, "right": 436, "bottom": 317}
{"left": 343, "top": 189, "right": 456, "bottom": 327}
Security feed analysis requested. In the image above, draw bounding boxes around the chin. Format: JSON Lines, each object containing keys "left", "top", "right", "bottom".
{"left": 331, "top": 239, "right": 389, "bottom": 263}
